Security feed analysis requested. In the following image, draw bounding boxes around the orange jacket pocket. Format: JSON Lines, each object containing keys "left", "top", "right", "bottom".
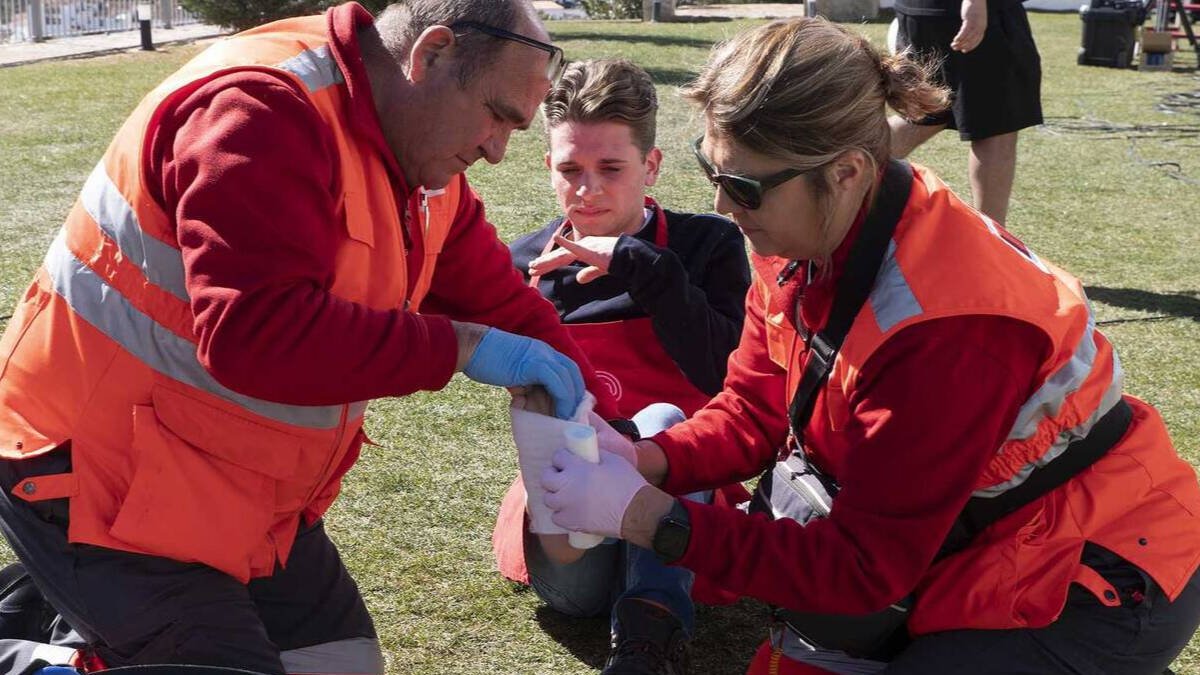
{"left": 107, "top": 402, "right": 303, "bottom": 581}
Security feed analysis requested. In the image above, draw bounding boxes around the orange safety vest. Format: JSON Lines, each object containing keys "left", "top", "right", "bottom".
{"left": 0, "top": 14, "right": 460, "bottom": 582}
{"left": 759, "top": 165, "right": 1200, "bottom": 635}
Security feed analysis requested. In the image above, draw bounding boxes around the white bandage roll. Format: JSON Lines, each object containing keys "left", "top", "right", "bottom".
{"left": 563, "top": 425, "right": 604, "bottom": 549}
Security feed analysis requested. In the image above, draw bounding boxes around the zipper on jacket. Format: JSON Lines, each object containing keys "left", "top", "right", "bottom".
{"left": 777, "top": 260, "right": 802, "bottom": 286}
{"left": 420, "top": 189, "right": 431, "bottom": 241}
{"left": 419, "top": 187, "right": 445, "bottom": 244}
{"left": 299, "top": 403, "right": 351, "bottom": 509}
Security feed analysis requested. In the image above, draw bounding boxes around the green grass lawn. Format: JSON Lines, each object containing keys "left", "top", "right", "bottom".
{"left": 2, "top": 11, "right": 1199, "bottom": 675}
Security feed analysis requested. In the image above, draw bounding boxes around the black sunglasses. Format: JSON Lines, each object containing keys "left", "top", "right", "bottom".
{"left": 690, "top": 136, "right": 808, "bottom": 210}
{"left": 449, "top": 21, "right": 566, "bottom": 83}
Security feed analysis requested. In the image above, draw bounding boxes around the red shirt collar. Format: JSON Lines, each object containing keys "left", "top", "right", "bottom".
{"left": 326, "top": 2, "right": 410, "bottom": 194}
{"left": 786, "top": 192, "right": 873, "bottom": 335}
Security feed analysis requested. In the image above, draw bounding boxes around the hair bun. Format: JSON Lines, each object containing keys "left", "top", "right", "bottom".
{"left": 879, "top": 51, "right": 951, "bottom": 122}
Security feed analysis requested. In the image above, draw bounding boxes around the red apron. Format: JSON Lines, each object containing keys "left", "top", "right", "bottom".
{"left": 493, "top": 198, "right": 744, "bottom": 604}
{"left": 540, "top": 199, "right": 712, "bottom": 419}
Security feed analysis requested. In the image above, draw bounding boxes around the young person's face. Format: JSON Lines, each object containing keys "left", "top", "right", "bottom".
{"left": 546, "top": 121, "right": 661, "bottom": 238}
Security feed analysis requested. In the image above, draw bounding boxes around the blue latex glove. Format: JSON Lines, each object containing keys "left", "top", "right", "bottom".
{"left": 463, "top": 328, "right": 585, "bottom": 419}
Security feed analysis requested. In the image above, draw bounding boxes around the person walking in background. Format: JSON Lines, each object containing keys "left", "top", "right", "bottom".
{"left": 888, "top": 0, "right": 1043, "bottom": 224}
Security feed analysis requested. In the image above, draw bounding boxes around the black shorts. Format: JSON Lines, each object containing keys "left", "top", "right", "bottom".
{"left": 896, "top": 3, "right": 1044, "bottom": 141}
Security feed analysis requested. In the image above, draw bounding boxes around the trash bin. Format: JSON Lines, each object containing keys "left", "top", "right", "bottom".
{"left": 1078, "top": 0, "right": 1146, "bottom": 68}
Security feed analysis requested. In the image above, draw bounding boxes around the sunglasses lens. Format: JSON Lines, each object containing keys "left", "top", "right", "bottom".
{"left": 720, "top": 177, "right": 762, "bottom": 210}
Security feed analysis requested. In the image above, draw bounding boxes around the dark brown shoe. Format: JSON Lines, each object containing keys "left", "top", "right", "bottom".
{"left": 601, "top": 598, "right": 690, "bottom": 675}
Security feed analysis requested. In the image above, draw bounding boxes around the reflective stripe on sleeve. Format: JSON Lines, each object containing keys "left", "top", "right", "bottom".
{"left": 44, "top": 231, "right": 346, "bottom": 430}
{"left": 276, "top": 44, "right": 345, "bottom": 93}
{"left": 973, "top": 357, "right": 1124, "bottom": 499}
{"left": 80, "top": 161, "right": 190, "bottom": 302}
{"left": 1007, "top": 316, "right": 1109, "bottom": 442}
{"left": 868, "top": 239, "right": 923, "bottom": 334}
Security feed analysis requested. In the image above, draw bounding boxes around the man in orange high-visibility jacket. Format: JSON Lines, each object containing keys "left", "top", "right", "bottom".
{"left": 0, "top": 1, "right": 619, "bottom": 672}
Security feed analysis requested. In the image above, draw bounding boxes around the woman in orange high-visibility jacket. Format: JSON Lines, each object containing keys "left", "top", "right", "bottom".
{"left": 537, "top": 17, "right": 1200, "bottom": 675}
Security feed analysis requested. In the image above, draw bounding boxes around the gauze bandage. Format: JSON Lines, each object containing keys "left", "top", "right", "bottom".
{"left": 511, "top": 392, "right": 601, "bottom": 547}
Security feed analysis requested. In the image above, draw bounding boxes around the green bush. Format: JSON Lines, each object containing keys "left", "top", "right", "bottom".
{"left": 179, "top": 0, "right": 389, "bottom": 31}
{"left": 581, "top": 0, "right": 642, "bottom": 19}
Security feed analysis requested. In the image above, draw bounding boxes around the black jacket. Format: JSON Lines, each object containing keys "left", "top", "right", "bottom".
{"left": 509, "top": 205, "right": 750, "bottom": 396}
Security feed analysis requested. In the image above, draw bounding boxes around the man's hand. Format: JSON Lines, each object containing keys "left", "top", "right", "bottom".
{"left": 459, "top": 325, "right": 585, "bottom": 420}
{"left": 529, "top": 234, "right": 621, "bottom": 284}
{"left": 542, "top": 448, "right": 650, "bottom": 539}
{"left": 510, "top": 385, "right": 555, "bottom": 416}
{"left": 950, "top": 0, "right": 987, "bottom": 53}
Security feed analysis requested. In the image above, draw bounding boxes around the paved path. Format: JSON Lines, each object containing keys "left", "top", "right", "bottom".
{"left": 0, "top": 22, "right": 224, "bottom": 67}
{"left": 0, "top": 3, "right": 808, "bottom": 68}
{"left": 674, "top": 2, "right": 807, "bottom": 19}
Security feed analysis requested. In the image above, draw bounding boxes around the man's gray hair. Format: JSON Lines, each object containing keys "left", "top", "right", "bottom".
{"left": 377, "top": 0, "right": 524, "bottom": 85}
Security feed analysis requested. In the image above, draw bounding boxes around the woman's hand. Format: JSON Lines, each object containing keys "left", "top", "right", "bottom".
{"left": 529, "top": 234, "right": 620, "bottom": 284}
{"left": 542, "top": 448, "right": 650, "bottom": 539}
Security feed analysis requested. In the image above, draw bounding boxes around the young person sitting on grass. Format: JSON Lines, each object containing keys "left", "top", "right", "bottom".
{"left": 492, "top": 59, "right": 751, "bottom": 675}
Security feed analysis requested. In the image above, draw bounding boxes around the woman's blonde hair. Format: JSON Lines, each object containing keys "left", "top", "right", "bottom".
{"left": 682, "top": 17, "right": 949, "bottom": 241}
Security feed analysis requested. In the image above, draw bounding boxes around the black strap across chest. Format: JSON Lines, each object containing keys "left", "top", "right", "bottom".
{"left": 785, "top": 158, "right": 911, "bottom": 448}
{"left": 782, "top": 158, "right": 1131, "bottom": 559}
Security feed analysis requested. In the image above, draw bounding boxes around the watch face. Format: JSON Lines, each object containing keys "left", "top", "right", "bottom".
{"left": 654, "top": 519, "right": 690, "bottom": 561}
{"left": 653, "top": 502, "right": 691, "bottom": 562}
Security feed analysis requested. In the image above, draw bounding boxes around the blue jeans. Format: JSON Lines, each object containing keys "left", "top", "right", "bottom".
{"left": 525, "top": 403, "right": 708, "bottom": 635}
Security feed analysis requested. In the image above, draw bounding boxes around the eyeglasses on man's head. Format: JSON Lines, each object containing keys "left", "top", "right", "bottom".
{"left": 449, "top": 20, "right": 566, "bottom": 83}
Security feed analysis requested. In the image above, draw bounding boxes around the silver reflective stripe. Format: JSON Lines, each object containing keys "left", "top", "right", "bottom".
{"left": 980, "top": 212, "right": 1050, "bottom": 274}
{"left": 281, "top": 637, "right": 385, "bottom": 675}
{"left": 974, "top": 349, "right": 1125, "bottom": 499}
{"left": 29, "top": 643, "right": 79, "bottom": 666}
{"left": 868, "top": 239, "right": 923, "bottom": 333}
{"left": 1023, "top": 247, "right": 1051, "bottom": 275}
{"left": 44, "top": 231, "right": 345, "bottom": 430}
{"left": 276, "top": 45, "right": 345, "bottom": 93}
{"left": 1008, "top": 316, "right": 1101, "bottom": 442}
{"left": 348, "top": 400, "right": 369, "bottom": 421}
{"left": 80, "top": 161, "right": 190, "bottom": 302}
{"left": 772, "top": 626, "right": 888, "bottom": 675}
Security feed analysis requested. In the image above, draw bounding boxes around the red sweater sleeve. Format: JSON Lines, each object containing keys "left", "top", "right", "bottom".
{"left": 151, "top": 73, "right": 457, "bottom": 406}
{"left": 655, "top": 279, "right": 791, "bottom": 490}
{"left": 668, "top": 315, "right": 1049, "bottom": 615}
{"left": 418, "top": 187, "right": 620, "bottom": 418}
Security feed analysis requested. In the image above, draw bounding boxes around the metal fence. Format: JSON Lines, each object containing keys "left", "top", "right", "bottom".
{"left": 1, "top": 0, "right": 201, "bottom": 43}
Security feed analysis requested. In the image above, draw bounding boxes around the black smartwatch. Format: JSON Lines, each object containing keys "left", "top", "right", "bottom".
{"left": 606, "top": 418, "right": 640, "bottom": 441}
{"left": 651, "top": 499, "right": 691, "bottom": 563}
